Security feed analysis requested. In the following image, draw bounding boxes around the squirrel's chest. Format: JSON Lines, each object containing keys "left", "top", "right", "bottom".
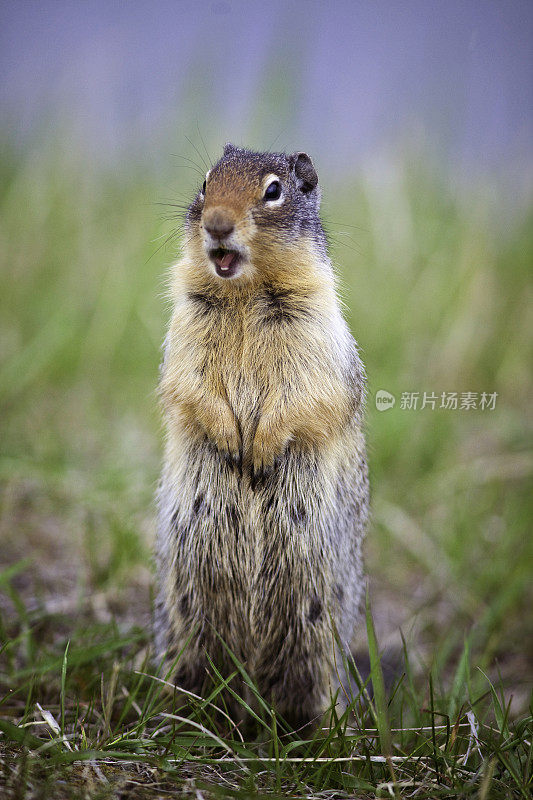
{"left": 191, "top": 292, "right": 297, "bottom": 383}
{"left": 207, "top": 311, "right": 277, "bottom": 406}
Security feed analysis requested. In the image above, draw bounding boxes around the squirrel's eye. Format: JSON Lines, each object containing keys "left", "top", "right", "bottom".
{"left": 201, "top": 180, "right": 206, "bottom": 195}
{"left": 264, "top": 180, "right": 281, "bottom": 201}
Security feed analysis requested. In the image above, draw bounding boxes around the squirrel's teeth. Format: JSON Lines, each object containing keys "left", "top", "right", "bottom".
{"left": 215, "top": 251, "right": 237, "bottom": 270}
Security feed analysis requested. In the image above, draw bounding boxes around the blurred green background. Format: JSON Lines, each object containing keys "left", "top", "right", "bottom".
{"left": 0, "top": 1, "right": 532, "bottom": 713}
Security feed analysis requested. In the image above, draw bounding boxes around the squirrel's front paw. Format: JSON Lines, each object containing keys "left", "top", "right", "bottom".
{"left": 212, "top": 425, "right": 242, "bottom": 475}
{"left": 251, "top": 425, "right": 289, "bottom": 490}
{"left": 250, "top": 456, "right": 278, "bottom": 491}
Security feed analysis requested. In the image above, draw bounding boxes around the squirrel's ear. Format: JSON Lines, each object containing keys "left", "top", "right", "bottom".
{"left": 291, "top": 152, "right": 318, "bottom": 193}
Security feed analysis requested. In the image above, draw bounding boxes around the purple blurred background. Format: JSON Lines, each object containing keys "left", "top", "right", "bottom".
{"left": 1, "top": 0, "right": 531, "bottom": 193}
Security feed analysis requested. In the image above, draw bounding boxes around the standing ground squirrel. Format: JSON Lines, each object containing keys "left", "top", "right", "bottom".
{"left": 155, "top": 143, "right": 369, "bottom": 729}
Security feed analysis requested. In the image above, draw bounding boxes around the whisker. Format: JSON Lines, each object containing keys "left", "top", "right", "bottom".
{"left": 183, "top": 134, "right": 210, "bottom": 172}
{"left": 145, "top": 226, "right": 184, "bottom": 265}
{"left": 266, "top": 129, "right": 287, "bottom": 153}
{"left": 169, "top": 153, "right": 206, "bottom": 178}
{"left": 196, "top": 121, "right": 213, "bottom": 167}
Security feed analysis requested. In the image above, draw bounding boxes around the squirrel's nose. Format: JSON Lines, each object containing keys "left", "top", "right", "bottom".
{"left": 203, "top": 208, "right": 235, "bottom": 239}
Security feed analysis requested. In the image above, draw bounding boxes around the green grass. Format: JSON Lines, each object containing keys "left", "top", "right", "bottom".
{"left": 0, "top": 134, "right": 532, "bottom": 798}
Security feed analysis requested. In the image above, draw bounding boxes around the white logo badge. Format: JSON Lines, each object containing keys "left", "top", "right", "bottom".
{"left": 375, "top": 390, "right": 396, "bottom": 411}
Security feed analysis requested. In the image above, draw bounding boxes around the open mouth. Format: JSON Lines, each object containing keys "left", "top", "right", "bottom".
{"left": 209, "top": 247, "right": 241, "bottom": 278}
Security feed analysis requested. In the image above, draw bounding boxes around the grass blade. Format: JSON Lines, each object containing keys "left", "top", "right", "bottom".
{"left": 365, "top": 588, "right": 391, "bottom": 757}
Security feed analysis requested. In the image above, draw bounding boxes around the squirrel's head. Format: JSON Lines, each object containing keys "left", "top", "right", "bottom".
{"left": 185, "top": 144, "right": 326, "bottom": 283}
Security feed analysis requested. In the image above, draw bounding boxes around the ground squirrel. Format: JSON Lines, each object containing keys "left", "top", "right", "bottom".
{"left": 155, "top": 143, "right": 369, "bottom": 729}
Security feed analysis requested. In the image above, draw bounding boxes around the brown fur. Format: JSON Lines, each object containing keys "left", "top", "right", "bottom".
{"left": 155, "top": 145, "right": 369, "bottom": 729}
